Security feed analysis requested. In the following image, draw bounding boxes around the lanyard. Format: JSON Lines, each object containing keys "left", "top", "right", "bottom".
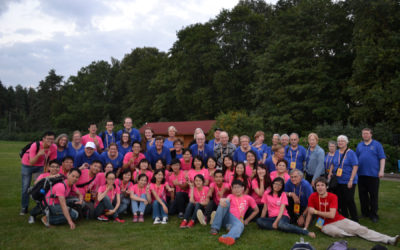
{"left": 293, "top": 184, "right": 302, "bottom": 198}
{"left": 290, "top": 148, "right": 299, "bottom": 163}
{"left": 318, "top": 195, "right": 328, "bottom": 215}
{"left": 337, "top": 149, "right": 349, "bottom": 171}
{"left": 324, "top": 154, "right": 334, "bottom": 170}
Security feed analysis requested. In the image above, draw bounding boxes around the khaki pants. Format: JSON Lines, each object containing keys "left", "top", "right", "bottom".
{"left": 322, "top": 218, "right": 395, "bottom": 244}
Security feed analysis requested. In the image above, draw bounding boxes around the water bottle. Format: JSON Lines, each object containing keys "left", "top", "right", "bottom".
{"left": 40, "top": 188, "right": 45, "bottom": 194}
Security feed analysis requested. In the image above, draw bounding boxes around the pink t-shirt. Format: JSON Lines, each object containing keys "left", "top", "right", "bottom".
{"left": 123, "top": 152, "right": 146, "bottom": 169}
{"left": 210, "top": 182, "right": 230, "bottom": 205}
{"left": 208, "top": 169, "right": 216, "bottom": 184}
{"left": 21, "top": 141, "right": 57, "bottom": 166}
{"left": 224, "top": 170, "right": 234, "bottom": 183}
{"left": 245, "top": 165, "right": 256, "bottom": 179}
{"left": 133, "top": 170, "right": 153, "bottom": 183}
{"left": 251, "top": 179, "right": 265, "bottom": 204}
{"left": 261, "top": 190, "right": 289, "bottom": 218}
{"left": 190, "top": 186, "right": 209, "bottom": 203}
{"left": 270, "top": 171, "right": 290, "bottom": 183}
{"left": 115, "top": 179, "right": 133, "bottom": 192}
{"left": 59, "top": 168, "right": 69, "bottom": 177}
{"left": 130, "top": 183, "right": 147, "bottom": 197}
{"left": 150, "top": 183, "right": 167, "bottom": 201}
{"left": 81, "top": 134, "right": 104, "bottom": 151}
{"left": 187, "top": 168, "right": 209, "bottom": 183}
{"left": 227, "top": 194, "right": 257, "bottom": 221}
{"left": 167, "top": 171, "right": 188, "bottom": 193}
{"left": 37, "top": 172, "right": 51, "bottom": 181}
{"left": 75, "top": 169, "right": 100, "bottom": 195}
{"left": 180, "top": 158, "right": 193, "bottom": 171}
{"left": 95, "top": 184, "right": 121, "bottom": 207}
{"left": 45, "top": 180, "right": 77, "bottom": 205}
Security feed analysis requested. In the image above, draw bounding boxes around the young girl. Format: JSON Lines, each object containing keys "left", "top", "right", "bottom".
{"left": 179, "top": 148, "right": 193, "bottom": 171}
{"left": 116, "top": 132, "right": 132, "bottom": 157}
{"left": 251, "top": 164, "right": 272, "bottom": 211}
{"left": 270, "top": 159, "right": 290, "bottom": 183}
{"left": 230, "top": 162, "right": 250, "bottom": 194}
{"left": 206, "top": 157, "right": 217, "bottom": 184}
{"left": 256, "top": 177, "right": 315, "bottom": 238}
{"left": 115, "top": 169, "right": 133, "bottom": 216}
{"left": 133, "top": 159, "right": 153, "bottom": 183}
{"left": 180, "top": 174, "right": 209, "bottom": 228}
{"left": 187, "top": 156, "right": 209, "bottom": 185}
{"left": 150, "top": 169, "right": 173, "bottom": 224}
{"left": 245, "top": 150, "right": 258, "bottom": 179}
{"left": 130, "top": 174, "right": 151, "bottom": 222}
{"left": 95, "top": 172, "right": 124, "bottom": 223}
{"left": 222, "top": 156, "right": 235, "bottom": 183}
{"left": 167, "top": 159, "right": 189, "bottom": 218}
{"left": 155, "top": 158, "right": 166, "bottom": 171}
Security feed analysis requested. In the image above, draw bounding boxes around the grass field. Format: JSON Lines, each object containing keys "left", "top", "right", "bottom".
{"left": 1, "top": 140, "right": 399, "bottom": 250}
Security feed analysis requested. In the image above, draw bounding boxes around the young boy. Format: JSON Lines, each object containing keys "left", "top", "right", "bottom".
{"left": 210, "top": 179, "right": 259, "bottom": 246}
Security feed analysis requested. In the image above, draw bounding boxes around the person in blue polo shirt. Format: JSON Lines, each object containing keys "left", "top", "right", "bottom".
{"left": 100, "top": 143, "right": 124, "bottom": 174}
{"left": 285, "top": 133, "right": 307, "bottom": 171}
{"left": 356, "top": 128, "right": 386, "bottom": 223}
{"left": 233, "top": 135, "right": 261, "bottom": 164}
{"left": 190, "top": 133, "right": 213, "bottom": 164}
{"left": 74, "top": 142, "right": 101, "bottom": 168}
{"left": 99, "top": 120, "right": 117, "bottom": 151}
{"left": 208, "top": 128, "right": 222, "bottom": 151}
{"left": 146, "top": 136, "right": 171, "bottom": 170}
{"left": 116, "top": 117, "right": 141, "bottom": 145}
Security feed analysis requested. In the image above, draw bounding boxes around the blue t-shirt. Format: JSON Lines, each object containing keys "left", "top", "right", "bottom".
{"left": 208, "top": 139, "right": 220, "bottom": 151}
{"left": 74, "top": 151, "right": 101, "bottom": 168}
{"left": 251, "top": 143, "right": 271, "bottom": 159}
{"left": 190, "top": 144, "right": 214, "bottom": 164}
{"left": 284, "top": 145, "right": 307, "bottom": 171}
{"left": 264, "top": 156, "right": 276, "bottom": 172}
{"left": 117, "top": 128, "right": 141, "bottom": 144}
{"left": 116, "top": 141, "right": 132, "bottom": 157}
{"left": 98, "top": 131, "right": 117, "bottom": 150}
{"left": 163, "top": 138, "right": 175, "bottom": 150}
{"left": 332, "top": 149, "right": 359, "bottom": 184}
{"left": 146, "top": 145, "right": 171, "bottom": 169}
{"left": 233, "top": 146, "right": 262, "bottom": 163}
{"left": 356, "top": 140, "right": 386, "bottom": 177}
{"left": 56, "top": 148, "right": 68, "bottom": 164}
{"left": 284, "top": 179, "right": 313, "bottom": 208}
{"left": 66, "top": 142, "right": 84, "bottom": 159}
{"left": 324, "top": 154, "right": 335, "bottom": 174}
{"left": 100, "top": 152, "right": 124, "bottom": 171}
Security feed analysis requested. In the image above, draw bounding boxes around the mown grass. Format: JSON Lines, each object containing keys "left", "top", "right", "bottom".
{"left": 1, "top": 141, "right": 399, "bottom": 250}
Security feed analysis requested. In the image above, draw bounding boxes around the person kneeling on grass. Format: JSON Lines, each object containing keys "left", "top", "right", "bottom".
{"left": 41, "top": 168, "right": 83, "bottom": 229}
{"left": 130, "top": 174, "right": 152, "bottom": 222}
{"left": 209, "top": 179, "right": 259, "bottom": 246}
{"left": 150, "top": 169, "right": 174, "bottom": 224}
{"left": 256, "top": 177, "right": 316, "bottom": 238}
{"left": 180, "top": 174, "right": 209, "bottom": 228}
{"left": 95, "top": 172, "right": 124, "bottom": 223}
{"left": 304, "top": 177, "right": 399, "bottom": 246}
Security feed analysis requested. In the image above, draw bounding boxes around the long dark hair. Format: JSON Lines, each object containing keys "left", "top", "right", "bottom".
{"left": 151, "top": 169, "right": 166, "bottom": 184}
{"left": 222, "top": 155, "right": 234, "bottom": 174}
{"left": 246, "top": 150, "right": 258, "bottom": 166}
{"left": 233, "top": 162, "right": 248, "bottom": 190}
{"left": 255, "top": 164, "right": 271, "bottom": 190}
{"left": 191, "top": 155, "right": 204, "bottom": 169}
{"left": 269, "top": 177, "right": 285, "bottom": 197}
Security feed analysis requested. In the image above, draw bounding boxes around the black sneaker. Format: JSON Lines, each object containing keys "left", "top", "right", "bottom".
{"left": 210, "top": 228, "right": 219, "bottom": 235}
{"left": 19, "top": 208, "right": 28, "bottom": 216}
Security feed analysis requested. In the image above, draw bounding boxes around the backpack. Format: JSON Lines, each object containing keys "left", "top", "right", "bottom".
{"left": 28, "top": 175, "right": 66, "bottom": 204}
{"left": 19, "top": 141, "right": 40, "bottom": 159}
{"left": 291, "top": 238, "right": 316, "bottom": 250}
{"left": 327, "top": 240, "right": 348, "bottom": 250}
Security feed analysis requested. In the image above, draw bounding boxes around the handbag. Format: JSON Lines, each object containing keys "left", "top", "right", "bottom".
{"left": 328, "top": 148, "right": 349, "bottom": 190}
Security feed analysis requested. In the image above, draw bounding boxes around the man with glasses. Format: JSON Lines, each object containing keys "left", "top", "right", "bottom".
{"left": 116, "top": 117, "right": 141, "bottom": 145}
{"left": 285, "top": 133, "right": 307, "bottom": 171}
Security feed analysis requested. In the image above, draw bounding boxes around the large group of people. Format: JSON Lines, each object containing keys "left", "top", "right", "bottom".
{"left": 19, "top": 118, "right": 398, "bottom": 246}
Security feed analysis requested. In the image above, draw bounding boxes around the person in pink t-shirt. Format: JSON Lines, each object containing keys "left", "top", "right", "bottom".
{"left": 206, "top": 157, "right": 217, "bottom": 185}
{"left": 81, "top": 122, "right": 104, "bottom": 153}
{"left": 245, "top": 150, "right": 258, "bottom": 179}
{"left": 179, "top": 148, "right": 193, "bottom": 171}
{"left": 95, "top": 172, "right": 124, "bottom": 223}
{"left": 251, "top": 164, "right": 272, "bottom": 212}
{"left": 115, "top": 169, "right": 134, "bottom": 218}
{"left": 222, "top": 156, "right": 235, "bottom": 183}
{"left": 122, "top": 142, "right": 146, "bottom": 173}
{"left": 95, "top": 162, "right": 114, "bottom": 187}
{"left": 209, "top": 179, "right": 259, "bottom": 246}
{"left": 229, "top": 162, "right": 250, "bottom": 194}
{"left": 180, "top": 174, "right": 209, "bottom": 228}
{"left": 187, "top": 156, "right": 209, "bottom": 185}
{"left": 59, "top": 156, "right": 74, "bottom": 177}
{"left": 256, "top": 177, "right": 315, "bottom": 238}
{"left": 132, "top": 159, "right": 153, "bottom": 183}
{"left": 269, "top": 159, "right": 290, "bottom": 183}
{"left": 20, "top": 131, "right": 57, "bottom": 215}
{"left": 150, "top": 169, "right": 173, "bottom": 224}
{"left": 130, "top": 174, "right": 152, "bottom": 222}
{"left": 168, "top": 159, "right": 189, "bottom": 218}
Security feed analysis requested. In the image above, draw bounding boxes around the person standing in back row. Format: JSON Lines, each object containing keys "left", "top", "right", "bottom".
{"left": 285, "top": 133, "right": 307, "bottom": 172}
{"left": 117, "top": 117, "right": 141, "bottom": 145}
{"left": 356, "top": 128, "right": 386, "bottom": 223}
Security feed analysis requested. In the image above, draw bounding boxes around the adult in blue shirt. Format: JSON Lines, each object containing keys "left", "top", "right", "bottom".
{"left": 189, "top": 133, "right": 213, "bottom": 164}
{"left": 207, "top": 128, "right": 222, "bottom": 151}
{"left": 146, "top": 136, "right": 171, "bottom": 170}
{"left": 285, "top": 133, "right": 307, "bottom": 171}
{"left": 356, "top": 128, "right": 386, "bottom": 223}
{"left": 251, "top": 131, "right": 271, "bottom": 163}
{"left": 163, "top": 126, "right": 177, "bottom": 151}
{"left": 328, "top": 135, "right": 359, "bottom": 222}
{"left": 98, "top": 120, "right": 117, "bottom": 151}
{"left": 116, "top": 117, "right": 141, "bottom": 145}
{"left": 264, "top": 144, "right": 285, "bottom": 173}
{"left": 100, "top": 143, "right": 124, "bottom": 174}
{"left": 233, "top": 135, "right": 262, "bottom": 163}
{"left": 55, "top": 133, "right": 69, "bottom": 164}
{"left": 116, "top": 132, "right": 132, "bottom": 157}
{"left": 67, "top": 131, "right": 84, "bottom": 159}
{"left": 304, "top": 133, "right": 325, "bottom": 186}
{"left": 284, "top": 169, "right": 313, "bottom": 227}
{"left": 74, "top": 142, "right": 101, "bottom": 168}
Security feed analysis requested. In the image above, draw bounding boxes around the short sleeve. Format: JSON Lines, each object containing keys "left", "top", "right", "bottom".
{"left": 281, "top": 192, "right": 288, "bottom": 206}
{"left": 247, "top": 195, "right": 257, "bottom": 209}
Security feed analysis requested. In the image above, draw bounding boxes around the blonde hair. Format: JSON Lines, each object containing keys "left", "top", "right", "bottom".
{"left": 168, "top": 126, "right": 177, "bottom": 133}
{"left": 308, "top": 132, "right": 319, "bottom": 142}
{"left": 254, "top": 131, "right": 265, "bottom": 140}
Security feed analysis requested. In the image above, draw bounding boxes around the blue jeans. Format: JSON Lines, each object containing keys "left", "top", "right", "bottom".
{"left": 152, "top": 199, "right": 167, "bottom": 219}
{"left": 116, "top": 195, "right": 131, "bottom": 215}
{"left": 48, "top": 204, "right": 79, "bottom": 225}
{"left": 21, "top": 164, "right": 43, "bottom": 209}
{"left": 94, "top": 196, "right": 118, "bottom": 219}
{"left": 256, "top": 215, "right": 309, "bottom": 235}
{"left": 211, "top": 201, "right": 244, "bottom": 240}
{"left": 183, "top": 202, "right": 204, "bottom": 221}
{"left": 131, "top": 194, "right": 147, "bottom": 214}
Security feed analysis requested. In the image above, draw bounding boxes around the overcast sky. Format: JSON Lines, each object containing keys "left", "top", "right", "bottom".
{"left": 0, "top": 0, "right": 277, "bottom": 88}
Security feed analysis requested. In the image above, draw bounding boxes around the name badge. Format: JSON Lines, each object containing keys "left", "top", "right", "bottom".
{"left": 315, "top": 217, "right": 325, "bottom": 229}
{"left": 336, "top": 168, "right": 343, "bottom": 177}
{"left": 294, "top": 204, "right": 300, "bottom": 214}
{"left": 290, "top": 162, "right": 296, "bottom": 169}
{"left": 84, "top": 192, "right": 91, "bottom": 202}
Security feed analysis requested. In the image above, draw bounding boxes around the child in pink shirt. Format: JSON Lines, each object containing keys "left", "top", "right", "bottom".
{"left": 132, "top": 159, "right": 153, "bottom": 183}
{"left": 222, "top": 156, "right": 234, "bottom": 183}
{"left": 150, "top": 169, "right": 173, "bottom": 224}
{"left": 229, "top": 162, "right": 251, "bottom": 194}
{"left": 269, "top": 159, "right": 290, "bottom": 183}
{"left": 167, "top": 159, "right": 189, "bottom": 218}
{"left": 245, "top": 150, "right": 258, "bottom": 179}
{"left": 122, "top": 150, "right": 146, "bottom": 172}
{"left": 179, "top": 148, "right": 193, "bottom": 171}
{"left": 130, "top": 174, "right": 151, "bottom": 222}
{"left": 187, "top": 156, "right": 209, "bottom": 185}
{"left": 206, "top": 157, "right": 217, "bottom": 185}
{"left": 251, "top": 164, "right": 272, "bottom": 209}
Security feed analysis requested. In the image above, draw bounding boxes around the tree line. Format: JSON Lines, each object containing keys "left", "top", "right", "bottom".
{"left": 1, "top": 0, "right": 400, "bottom": 145}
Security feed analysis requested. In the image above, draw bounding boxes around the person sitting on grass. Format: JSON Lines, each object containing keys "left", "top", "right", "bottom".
{"left": 115, "top": 169, "right": 133, "bottom": 217}
{"left": 304, "top": 177, "right": 399, "bottom": 246}
{"left": 187, "top": 156, "right": 209, "bottom": 185}
{"left": 209, "top": 180, "right": 259, "bottom": 246}
{"left": 41, "top": 168, "right": 83, "bottom": 229}
{"left": 256, "top": 177, "right": 316, "bottom": 238}
{"left": 132, "top": 159, "right": 153, "bottom": 184}
{"left": 150, "top": 169, "right": 174, "bottom": 224}
{"left": 167, "top": 159, "right": 189, "bottom": 219}
{"left": 95, "top": 171, "right": 124, "bottom": 223}
{"left": 130, "top": 174, "right": 151, "bottom": 223}
{"left": 180, "top": 174, "right": 209, "bottom": 228}
{"left": 229, "top": 162, "right": 250, "bottom": 194}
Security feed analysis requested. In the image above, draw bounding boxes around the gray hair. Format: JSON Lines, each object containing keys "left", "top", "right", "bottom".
{"left": 289, "top": 133, "right": 299, "bottom": 139}
{"left": 272, "top": 134, "right": 280, "bottom": 140}
{"left": 281, "top": 134, "right": 289, "bottom": 139}
{"left": 193, "top": 128, "right": 204, "bottom": 139}
{"left": 289, "top": 169, "right": 304, "bottom": 178}
{"left": 337, "top": 135, "right": 349, "bottom": 143}
{"left": 168, "top": 126, "right": 177, "bottom": 132}
{"left": 328, "top": 141, "right": 337, "bottom": 146}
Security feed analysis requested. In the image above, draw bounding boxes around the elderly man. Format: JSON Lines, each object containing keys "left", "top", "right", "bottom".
{"left": 284, "top": 169, "right": 313, "bottom": 227}
{"left": 233, "top": 135, "right": 261, "bottom": 163}
{"left": 189, "top": 133, "right": 213, "bottom": 164}
{"left": 280, "top": 134, "right": 290, "bottom": 148}
{"left": 285, "top": 133, "right": 307, "bottom": 171}
{"left": 214, "top": 131, "right": 236, "bottom": 168}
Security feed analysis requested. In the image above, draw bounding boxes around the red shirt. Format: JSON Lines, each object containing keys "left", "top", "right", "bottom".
{"left": 308, "top": 192, "right": 345, "bottom": 226}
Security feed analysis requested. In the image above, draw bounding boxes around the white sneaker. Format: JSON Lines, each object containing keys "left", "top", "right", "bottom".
{"left": 28, "top": 216, "right": 35, "bottom": 224}
{"left": 197, "top": 210, "right": 206, "bottom": 225}
{"left": 153, "top": 217, "right": 161, "bottom": 224}
{"left": 161, "top": 217, "right": 168, "bottom": 224}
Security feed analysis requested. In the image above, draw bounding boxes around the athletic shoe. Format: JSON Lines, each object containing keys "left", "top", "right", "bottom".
{"left": 28, "top": 216, "right": 35, "bottom": 224}
{"left": 186, "top": 220, "right": 195, "bottom": 228}
{"left": 197, "top": 210, "right": 206, "bottom": 225}
{"left": 19, "top": 208, "right": 28, "bottom": 216}
{"left": 219, "top": 236, "right": 235, "bottom": 246}
{"left": 391, "top": 235, "right": 399, "bottom": 246}
{"left": 210, "top": 228, "right": 219, "bottom": 235}
{"left": 133, "top": 215, "right": 138, "bottom": 223}
{"left": 153, "top": 217, "right": 161, "bottom": 224}
{"left": 138, "top": 214, "right": 144, "bottom": 223}
{"left": 41, "top": 216, "right": 50, "bottom": 227}
{"left": 161, "top": 217, "right": 168, "bottom": 224}
{"left": 114, "top": 218, "right": 125, "bottom": 223}
{"left": 178, "top": 212, "right": 184, "bottom": 219}
{"left": 209, "top": 211, "right": 216, "bottom": 225}
{"left": 97, "top": 215, "right": 109, "bottom": 221}
{"left": 180, "top": 220, "right": 188, "bottom": 228}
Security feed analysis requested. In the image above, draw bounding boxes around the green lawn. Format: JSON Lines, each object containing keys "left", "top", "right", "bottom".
{"left": 1, "top": 141, "right": 399, "bottom": 250}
